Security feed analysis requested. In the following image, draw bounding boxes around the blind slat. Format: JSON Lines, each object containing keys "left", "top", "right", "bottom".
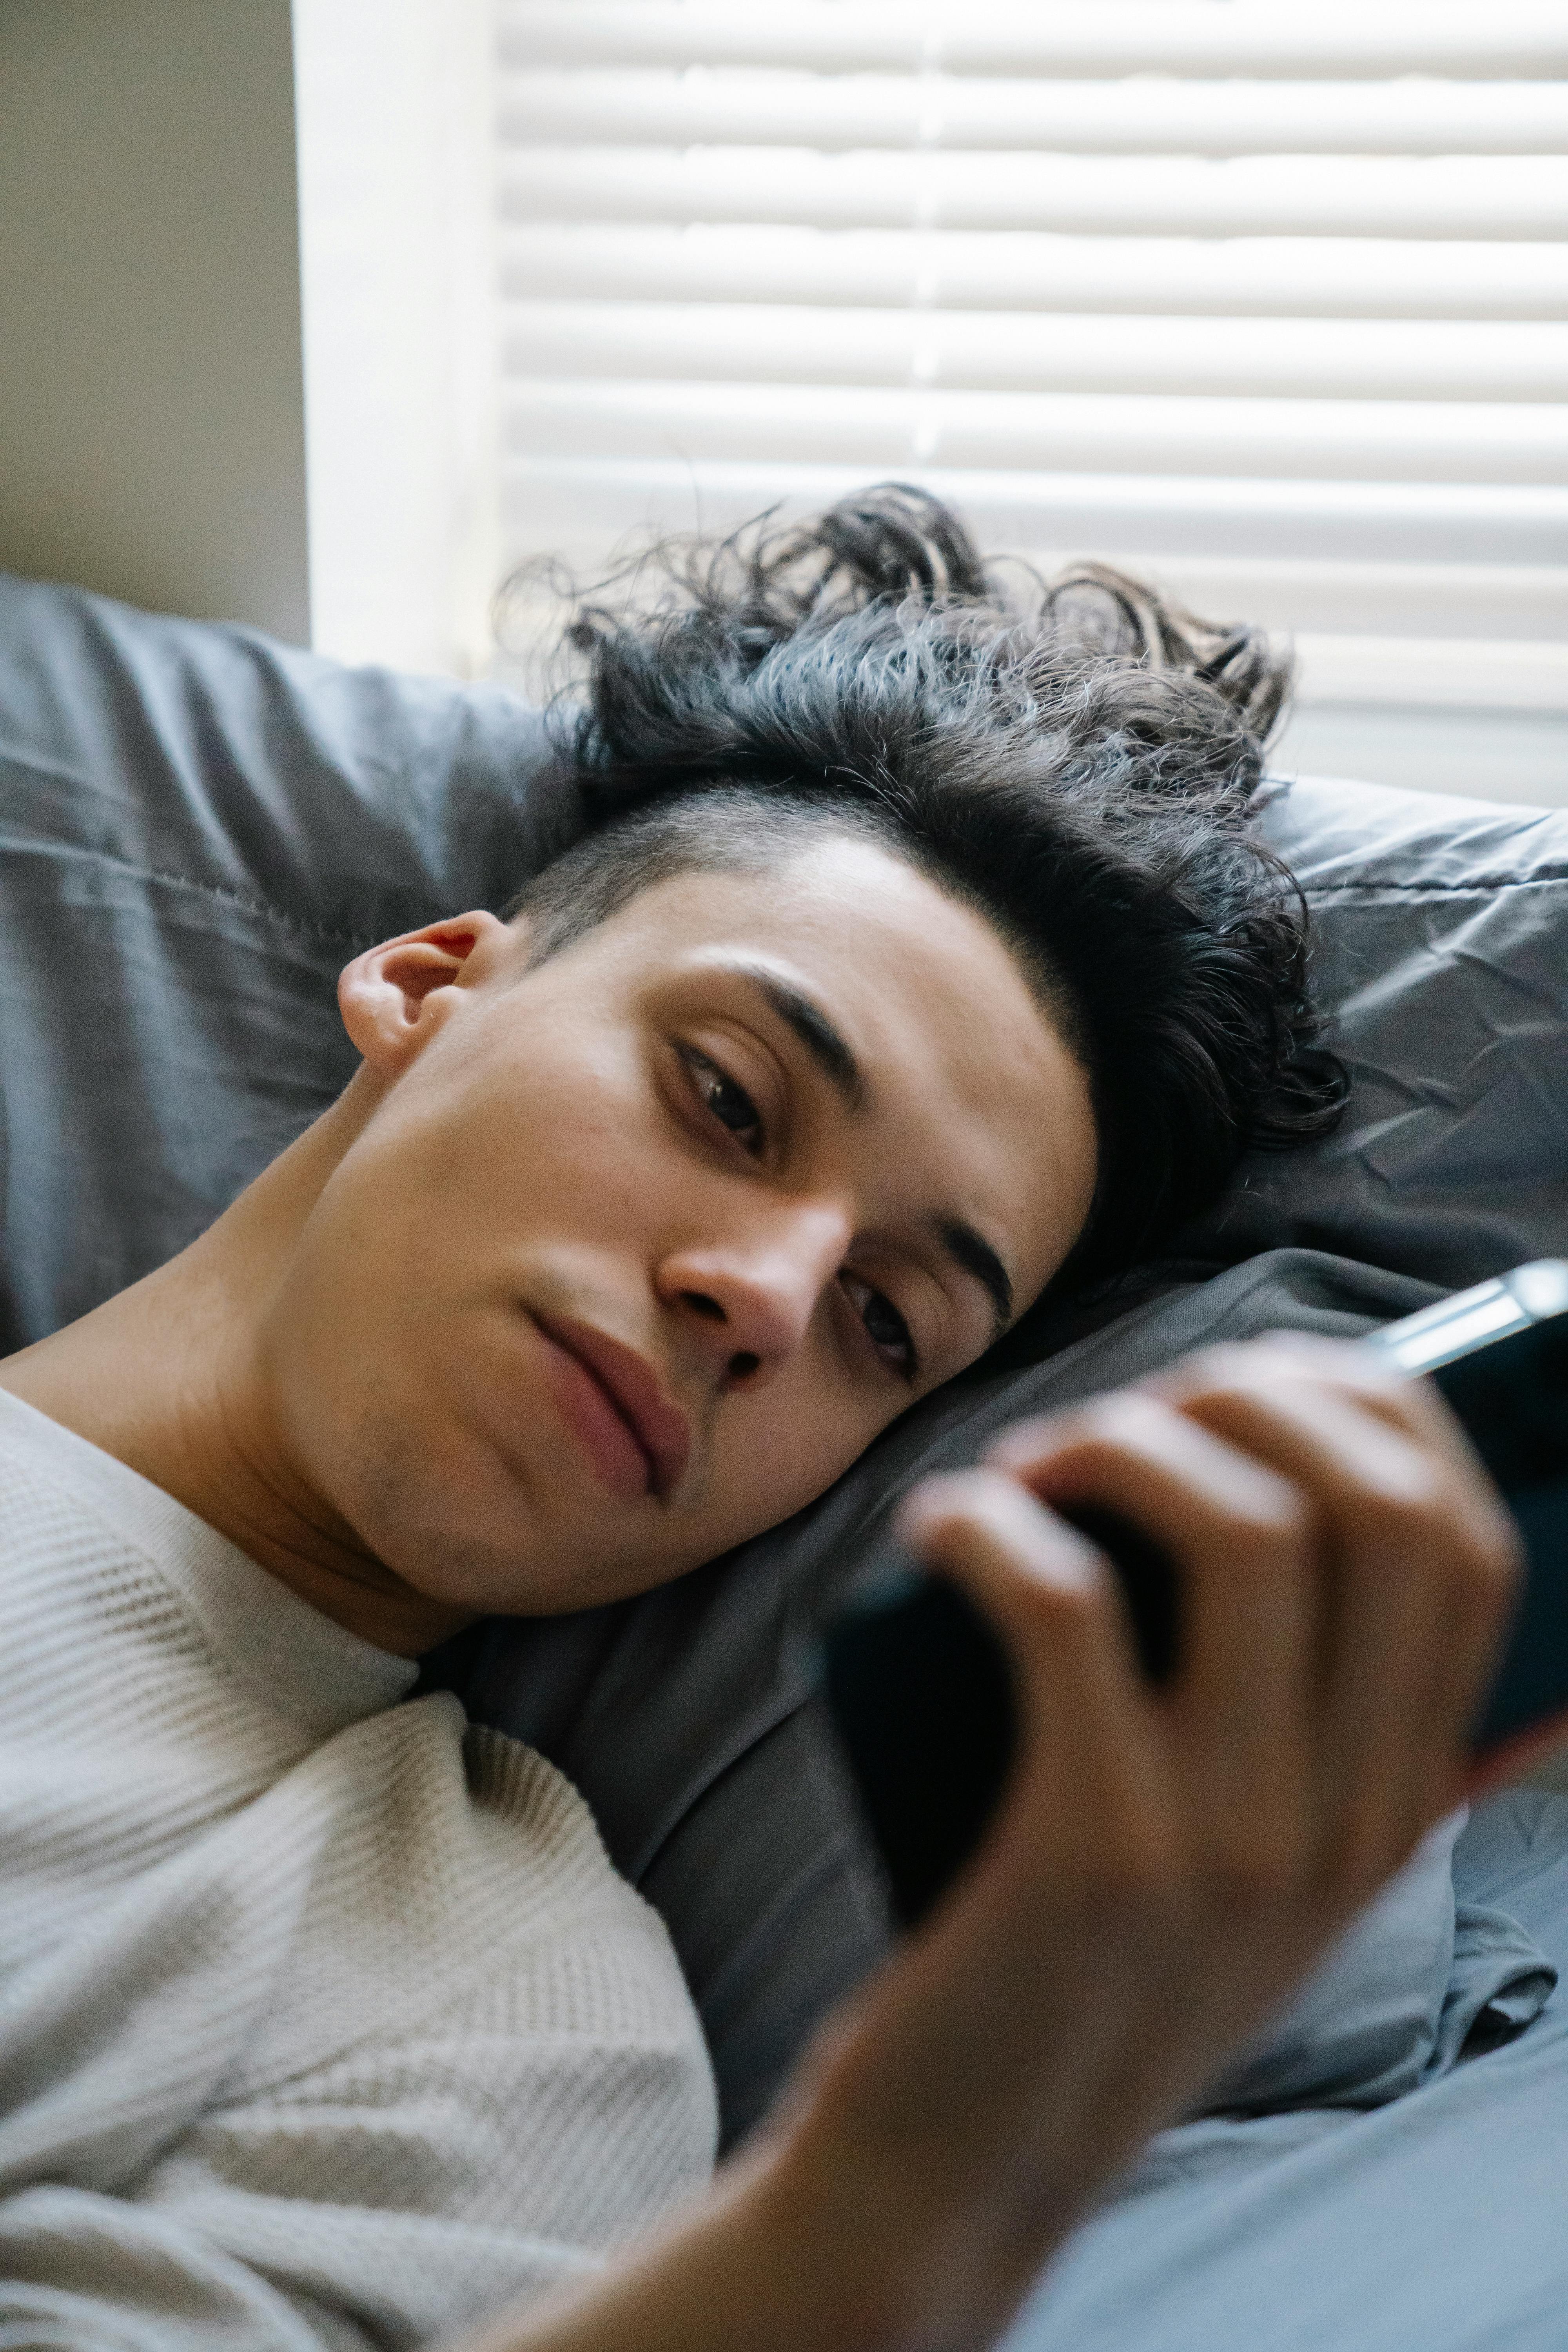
{"left": 505, "top": 301, "right": 1568, "bottom": 404}
{"left": 501, "top": 455, "right": 1568, "bottom": 571}
{"left": 501, "top": 148, "right": 1568, "bottom": 241}
{"left": 500, "top": 2, "right": 1568, "bottom": 81}
{"left": 501, "top": 227, "right": 1568, "bottom": 323}
{"left": 504, "top": 379, "right": 1566, "bottom": 486}
{"left": 1095, "top": 557, "right": 1568, "bottom": 642}
{"left": 499, "top": 72, "right": 1568, "bottom": 156}
{"left": 1293, "top": 632, "right": 1568, "bottom": 708}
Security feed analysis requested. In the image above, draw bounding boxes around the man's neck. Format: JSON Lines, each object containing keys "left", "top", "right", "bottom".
{"left": 0, "top": 1077, "right": 475, "bottom": 1660}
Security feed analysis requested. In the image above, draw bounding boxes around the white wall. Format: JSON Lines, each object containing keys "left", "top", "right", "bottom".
{"left": 0, "top": 0, "right": 310, "bottom": 642}
{"left": 292, "top": 0, "right": 500, "bottom": 677}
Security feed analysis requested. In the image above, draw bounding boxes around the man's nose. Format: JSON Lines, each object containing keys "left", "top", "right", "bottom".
{"left": 655, "top": 1199, "right": 853, "bottom": 1388}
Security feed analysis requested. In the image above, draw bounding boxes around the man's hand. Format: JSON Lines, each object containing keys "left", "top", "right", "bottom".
{"left": 779, "top": 1336, "right": 1520, "bottom": 2349}
{"left": 462, "top": 1338, "right": 1519, "bottom": 2352}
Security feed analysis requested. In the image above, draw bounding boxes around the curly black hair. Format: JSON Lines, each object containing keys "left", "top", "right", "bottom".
{"left": 508, "top": 484, "right": 1344, "bottom": 1301}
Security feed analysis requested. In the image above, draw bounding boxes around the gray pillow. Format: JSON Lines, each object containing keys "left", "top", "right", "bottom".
{"left": 3, "top": 571, "right": 1566, "bottom": 2146}
{"left": 1181, "top": 778, "right": 1568, "bottom": 1289}
{"left": 0, "top": 570, "right": 554, "bottom": 1351}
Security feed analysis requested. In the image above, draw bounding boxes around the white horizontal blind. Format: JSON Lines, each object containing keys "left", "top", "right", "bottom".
{"left": 494, "top": 0, "right": 1568, "bottom": 791}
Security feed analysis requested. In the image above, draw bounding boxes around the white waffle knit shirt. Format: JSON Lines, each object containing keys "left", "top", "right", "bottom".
{"left": 0, "top": 1387, "right": 717, "bottom": 2352}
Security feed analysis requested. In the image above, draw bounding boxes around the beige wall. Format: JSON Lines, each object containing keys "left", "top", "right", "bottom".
{"left": 0, "top": 0, "right": 310, "bottom": 642}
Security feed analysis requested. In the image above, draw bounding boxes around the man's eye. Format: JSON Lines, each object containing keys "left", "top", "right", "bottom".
{"left": 682, "top": 1048, "right": 764, "bottom": 1156}
{"left": 840, "top": 1272, "right": 918, "bottom": 1382}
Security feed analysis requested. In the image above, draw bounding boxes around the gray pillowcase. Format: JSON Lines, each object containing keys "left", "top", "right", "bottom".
{"left": 1198, "top": 1808, "right": 1554, "bottom": 2118}
{"left": 3, "top": 571, "right": 1566, "bottom": 2146}
{"left": 0, "top": 571, "right": 555, "bottom": 1351}
{"left": 1180, "top": 777, "right": 1568, "bottom": 1290}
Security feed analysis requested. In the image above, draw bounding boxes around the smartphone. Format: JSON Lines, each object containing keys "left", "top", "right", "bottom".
{"left": 821, "top": 1260, "right": 1568, "bottom": 1927}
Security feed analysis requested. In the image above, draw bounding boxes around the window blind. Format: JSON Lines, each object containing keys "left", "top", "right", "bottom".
{"left": 493, "top": 0, "right": 1567, "bottom": 781}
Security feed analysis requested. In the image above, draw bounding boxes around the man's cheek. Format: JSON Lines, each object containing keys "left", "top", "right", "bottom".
{"left": 722, "top": 1406, "right": 873, "bottom": 1538}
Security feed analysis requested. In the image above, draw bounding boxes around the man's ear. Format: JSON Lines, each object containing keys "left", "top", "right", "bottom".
{"left": 337, "top": 911, "right": 516, "bottom": 1073}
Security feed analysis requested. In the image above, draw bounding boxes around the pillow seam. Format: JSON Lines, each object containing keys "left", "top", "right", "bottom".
{"left": 15, "top": 840, "right": 382, "bottom": 951}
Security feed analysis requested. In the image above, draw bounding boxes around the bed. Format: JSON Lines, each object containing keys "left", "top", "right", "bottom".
{"left": 2, "top": 569, "right": 1566, "bottom": 2347}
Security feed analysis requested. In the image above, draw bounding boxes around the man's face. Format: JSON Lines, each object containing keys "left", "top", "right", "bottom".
{"left": 261, "top": 838, "right": 1098, "bottom": 1617}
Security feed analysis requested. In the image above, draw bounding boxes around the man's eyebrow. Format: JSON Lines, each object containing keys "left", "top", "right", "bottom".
{"left": 936, "top": 1217, "right": 1014, "bottom": 1346}
{"left": 738, "top": 969, "right": 865, "bottom": 1113}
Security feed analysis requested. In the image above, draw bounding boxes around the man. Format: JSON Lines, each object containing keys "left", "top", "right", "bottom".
{"left": 0, "top": 490, "right": 1518, "bottom": 2352}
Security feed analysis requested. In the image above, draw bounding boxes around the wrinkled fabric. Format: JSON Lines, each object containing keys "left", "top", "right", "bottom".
{"left": 1179, "top": 778, "right": 1568, "bottom": 1290}
{"left": 1002, "top": 1793, "right": 1568, "bottom": 2352}
{"left": 1195, "top": 1817, "right": 1558, "bottom": 2121}
{"left": 0, "top": 572, "right": 557, "bottom": 1352}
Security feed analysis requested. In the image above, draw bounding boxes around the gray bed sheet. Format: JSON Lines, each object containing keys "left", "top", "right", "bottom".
{"left": 1007, "top": 1791, "right": 1568, "bottom": 2352}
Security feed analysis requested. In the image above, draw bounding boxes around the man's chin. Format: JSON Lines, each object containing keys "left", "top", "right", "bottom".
{"left": 368, "top": 1503, "right": 702, "bottom": 1622}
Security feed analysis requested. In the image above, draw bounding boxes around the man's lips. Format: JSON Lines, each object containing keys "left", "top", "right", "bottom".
{"left": 530, "top": 1313, "right": 693, "bottom": 1501}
